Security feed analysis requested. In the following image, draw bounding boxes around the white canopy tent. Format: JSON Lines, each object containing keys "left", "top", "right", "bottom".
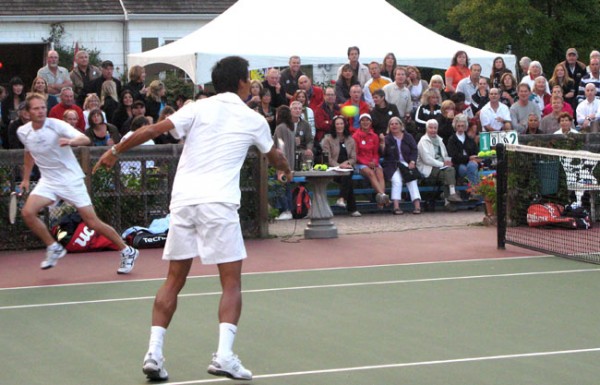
{"left": 129, "top": 0, "right": 515, "bottom": 84}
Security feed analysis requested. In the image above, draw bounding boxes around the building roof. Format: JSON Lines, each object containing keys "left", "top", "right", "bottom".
{"left": 0, "top": 0, "right": 236, "bottom": 16}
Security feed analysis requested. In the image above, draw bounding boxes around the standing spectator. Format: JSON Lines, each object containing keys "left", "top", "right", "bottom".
{"left": 499, "top": 72, "right": 518, "bottom": 106}
{"left": 87, "top": 60, "right": 122, "bottom": 99}
{"left": 280, "top": 56, "right": 304, "bottom": 102}
{"left": 407, "top": 66, "right": 429, "bottom": 113}
{"left": 101, "top": 80, "right": 119, "bottom": 124}
{"left": 145, "top": 80, "right": 167, "bottom": 123}
{"left": 363, "top": 62, "right": 391, "bottom": 108}
{"left": 510, "top": 83, "right": 541, "bottom": 134}
{"left": 261, "top": 68, "right": 286, "bottom": 109}
{"left": 314, "top": 87, "right": 339, "bottom": 142}
{"left": 335, "top": 64, "right": 359, "bottom": 106}
{"left": 447, "top": 114, "right": 479, "bottom": 186}
{"left": 48, "top": 87, "right": 86, "bottom": 132}
{"left": 381, "top": 53, "right": 397, "bottom": 79}
{"left": 490, "top": 57, "right": 512, "bottom": 89}
{"left": 290, "top": 101, "right": 314, "bottom": 159}
{"left": 417, "top": 119, "right": 463, "bottom": 209}
{"left": 445, "top": 51, "right": 470, "bottom": 93}
{"left": 70, "top": 50, "right": 101, "bottom": 106}
{"left": 31, "top": 76, "right": 59, "bottom": 112}
{"left": 548, "top": 63, "right": 576, "bottom": 110}
{"left": 111, "top": 90, "right": 135, "bottom": 133}
{"left": 320, "top": 116, "right": 361, "bottom": 217}
{"left": 353, "top": 113, "right": 389, "bottom": 207}
{"left": 382, "top": 116, "right": 421, "bottom": 215}
{"left": 370, "top": 89, "right": 400, "bottom": 136}
{"left": 480, "top": 88, "right": 512, "bottom": 132}
{"left": 456, "top": 63, "right": 482, "bottom": 104}
{"left": 383, "top": 66, "right": 412, "bottom": 123}
{"left": 273, "top": 105, "right": 296, "bottom": 221}
{"left": 298, "top": 75, "right": 324, "bottom": 112}
{"left": 256, "top": 89, "right": 276, "bottom": 135}
{"left": 559, "top": 48, "right": 587, "bottom": 101}
{"left": 82, "top": 93, "right": 106, "bottom": 129}
{"left": 1, "top": 77, "right": 26, "bottom": 128}
{"left": 123, "top": 65, "right": 147, "bottom": 103}
{"left": 337, "top": 46, "right": 371, "bottom": 87}
{"left": 37, "top": 50, "right": 73, "bottom": 97}
{"left": 340, "top": 84, "right": 370, "bottom": 134}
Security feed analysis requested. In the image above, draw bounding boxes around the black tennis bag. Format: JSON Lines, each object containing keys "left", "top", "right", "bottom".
{"left": 123, "top": 227, "right": 168, "bottom": 249}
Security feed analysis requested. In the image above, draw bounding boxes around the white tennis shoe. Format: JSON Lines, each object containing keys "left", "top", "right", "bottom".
{"left": 41, "top": 244, "right": 67, "bottom": 269}
{"left": 117, "top": 247, "right": 139, "bottom": 274}
{"left": 142, "top": 352, "right": 168, "bottom": 381}
{"left": 207, "top": 353, "right": 252, "bottom": 380}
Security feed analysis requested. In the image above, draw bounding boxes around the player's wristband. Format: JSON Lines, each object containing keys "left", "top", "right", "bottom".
{"left": 111, "top": 145, "right": 119, "bottom": 157}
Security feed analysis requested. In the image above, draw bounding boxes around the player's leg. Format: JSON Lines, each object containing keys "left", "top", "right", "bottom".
{"left": 143, "top": 258, "right": 193, "bottom": 381}
{"left": 22, "top": 193, "right": 67, "bottom": 269}
{"left": 77, "top": 205, "right": 139, "bottom": 274}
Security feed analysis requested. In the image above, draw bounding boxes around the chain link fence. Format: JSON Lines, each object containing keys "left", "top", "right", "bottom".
{"left": 0, "top": 145, "right": 268, "bottom": 251}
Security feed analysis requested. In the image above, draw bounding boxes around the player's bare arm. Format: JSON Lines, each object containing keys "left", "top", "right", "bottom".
{"left": 59, "top": 133, "right": 91, "bottom": 147}
{"left": 93, "top": 119, "right": 174, "bottom": 173}
{"left": 265, "top": 145, "right": 293, "bottom": 182}
{"left": 20, "top": 151, "right": 35, "bottom": 192}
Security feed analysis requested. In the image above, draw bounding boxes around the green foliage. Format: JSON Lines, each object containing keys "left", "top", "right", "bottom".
{"left": 387, "top": 0, "right": 461, "bottom": 41}
{"left": 162, "top": 71, "right": 196, "bottom": 105}
{"left": 42, "top": 23, "right": 102, "bottom": 70}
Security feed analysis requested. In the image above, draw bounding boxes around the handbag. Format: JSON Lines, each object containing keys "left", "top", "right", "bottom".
{"left": 398, "top": 161, "right": 422, "bottom": 182}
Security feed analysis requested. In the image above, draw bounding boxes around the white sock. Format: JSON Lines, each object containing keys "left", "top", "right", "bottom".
{"left": 216, "top": 323, "right": 237, "bottom": 358}
{"left": 148, "top": 326, "right": 166, "bottom": 358}
{"left": 121, "top": 245, "right": 133, "bottom": 254}
{"left": 48, "top": 242, "right": 60, "bottom": 250}
{"left": 449, "top": 185, "right": 456, "bottom": 195}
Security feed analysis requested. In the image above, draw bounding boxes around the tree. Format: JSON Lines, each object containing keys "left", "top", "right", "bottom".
{"left": 42, "top": 23, "right": 102, "bottom": 71}
{"left": 386, "top": 0, "right": 461, "bottom": 41}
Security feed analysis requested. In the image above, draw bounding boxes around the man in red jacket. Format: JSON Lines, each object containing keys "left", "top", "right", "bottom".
{"left": 298, "top": 75, "right": 324, "bottom": 112}
{"left": 48, "top": 87, "right": 85, "bottom": 131}
{"left": 341, "top": 84, "right": 370, "bottom": 133}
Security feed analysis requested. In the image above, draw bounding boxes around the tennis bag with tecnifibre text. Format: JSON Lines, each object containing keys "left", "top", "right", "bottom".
{"left": 526, "top": 202, "right": 591, "bottom": 229}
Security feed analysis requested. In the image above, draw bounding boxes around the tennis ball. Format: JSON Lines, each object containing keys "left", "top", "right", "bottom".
{"left": 341, "top": 105, "right": 359, "bottom": 118}
{"left": 478, "top": 151, "right": 486, "bottom": 157}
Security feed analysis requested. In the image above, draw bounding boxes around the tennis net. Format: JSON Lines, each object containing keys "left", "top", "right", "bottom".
{"left": 497, "top": 144, "right": 600, "bottom": 264}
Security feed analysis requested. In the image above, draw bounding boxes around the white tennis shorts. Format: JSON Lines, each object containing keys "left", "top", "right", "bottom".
{"left": 163, "top": 203, "right": 247, "bottom": 264}
{"left": 31, "top": 178, "right": 92, "bottom": 208}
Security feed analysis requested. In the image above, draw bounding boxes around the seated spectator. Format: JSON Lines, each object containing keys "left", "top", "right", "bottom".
{"left": 256, "top": 89, "right": 276, "bottom": 135}
{"left": 122, "top": 115, "right": 153, "bottom": 145}
{"left": 576, "top": 83, "right": 600, "bottom": 133}
{"left": 298, "top": 75, "right": 324, "bottom": 112}
{"left": 335, "top": 64, "right": 359, "bottom": 106}
{"left": 524, "top": 113, "right": 541, "bottom": 134}
{"left": 417, "top": 119, "right": 463, "bottom": 210}
{"left": 290, "top": 101, "right": 314, "bottom": 159}
{"left": 340, "top": 84, "right": 370, "bottom": 134}
{"left": 447, "top": 114, "right": 479, "bottom": 186}
{"left": 470, "top": 77, "right": 489, "bottom": 116}
{"left": 435, "top": 100, "right": 457, "bottom": 145}
{"left": 510, "top": 83, "right": 540, "bottom": 134}
{"left": 352, "top": 113, "right": 389, "bottom": 207}
{"left": 122, "top": 65, "right": 146, "bottom": 103}
{"left": 415, "top": 88, "right": 442, "bottom": 135}
{"left": 1, "top": 77, "right": 26, "bottom": 128}
{"left": 548, "top": 63, "right": 575, "bottom": 110}
{"left": 48, "top": 87, "right": 85, "bottom": 131}
{"left": 153, "top": 106, "right": 181, "bottom": 144}
{"left": 445, "top": 50, "right": 470, "bottom": 93}
{"left": 174, "top": 95, "right": 187, "bottom": 110}
{"left": 380, "top": 52, "right": 397, "bottom": 79}
{"left": 542, "top": 85, "right": 573, "bottom": 117}
{"left": 84, "top": 108, "right": 120, "bottom": 146}
{"left": 429, "top": 75, "right": 451, "bottom": 102}
{"left": 480, "top": 88, "right": 512, "bottom": 132}
{"left": 490, "top": 57, "right": 513, "bottom": 89}
{"left": 554, "top": 112, "right": 578, "bottom": 134}
{"left": 320, "top": 116, "right": 361, "bottom": 217}
{"left": 577, "top": 58, "right": 600, "bottom": 103}
{"left": 121, "top": 100, "right": 149, "bottom": 135}
{"left": 6, "top": 102, "right": 29, "bottom": 149}
{"left": 519, "top": 56, "right": 531, "bottom": 80}
{"left": 382, "top": 116, "right": 421, "bottom": 215}
{"left": 145, "top": 80, "right": 166, "bottom": 123}
{"left": 30, "top": 76, "right": 58, "bottom": 112}
{"left": 245, "top": 79, "right": 262, "bottom": 110}
{"left": 314, "top": 86, "right": 339, "bottom": 142}
{"left": 363, "top": 62, "right": 392, "bottom": 108}
{"left": 531, "top": 76, "right": 551, "bottom": 112}
{"left": 272, "top": 105, "right": 295, "bottom": 221}
{"left": 499, "top": 72, "right": 518, "bottom": 106}
{"left": 383, "top": 66, "right": 412, "bottom": 123}
{"left": 520, "top": 61, "right": 549, "bottom": 93}
{"left": 292, "top": 89, "right": 315, "bottom": 138}
{"left": 262, "top": 68, "right": 286, "bottom": 109}
{"left": 541, "top": 96, "right": 571, "bottom": 134}
{"left": 407, "top": 66, "right": 429, "bottom": 113}
{"left": 82, "top": 93, "right": 106, "bottom": 129}
{"left": 62, "top": 109, "right": 80, "bottom": 128}
{"left": 371, "top": 89, "right": 400, "bottom": 136}
{"left": 450, "top": 92, "right": 474, "bottom": 119}
{"left": 111, "top": 90, "right": 134, "bottom": 133}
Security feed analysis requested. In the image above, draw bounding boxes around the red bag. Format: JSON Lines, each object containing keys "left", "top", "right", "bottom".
{"left": 52, "top": 213, "right": 120, "bottom": 252}
{"left": 527, "top": 203, "right": 591, "bottom": 229}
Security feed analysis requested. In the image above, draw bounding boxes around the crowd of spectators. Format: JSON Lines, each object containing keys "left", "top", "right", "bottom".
{"left": 3, "top": 45, "right": 599, "bottom": 219}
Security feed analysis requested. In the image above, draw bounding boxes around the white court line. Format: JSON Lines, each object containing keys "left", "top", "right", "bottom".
{"left": 0, "top": 255, "right": 554, "bottom": 291}
{"left": 1, "top": 267, "right": 598, "bottom": 311}
{"left": 162, "top": 347, "right": 600, "bottom": 384}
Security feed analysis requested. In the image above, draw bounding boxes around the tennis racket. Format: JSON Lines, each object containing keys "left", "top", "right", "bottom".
{"left": 8, "top": 192, "right": 21, "bottom": 225}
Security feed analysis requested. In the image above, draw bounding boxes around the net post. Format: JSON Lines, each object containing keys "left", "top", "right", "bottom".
{"left": 496, "top": 143, "right": 507, "bottom": 249}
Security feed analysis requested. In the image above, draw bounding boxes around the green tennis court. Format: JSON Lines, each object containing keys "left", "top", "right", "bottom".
{"left": 2, "top": 255, "right": 600, "bottom": 384}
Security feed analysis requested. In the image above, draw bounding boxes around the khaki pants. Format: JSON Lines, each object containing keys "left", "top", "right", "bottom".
{"left": 426, "top": 166, "right": 456, "bottom": 196}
